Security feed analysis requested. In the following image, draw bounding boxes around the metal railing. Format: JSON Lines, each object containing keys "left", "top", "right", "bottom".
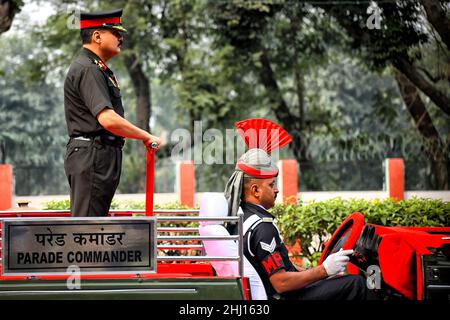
{"left": 155, "top": 213, "right": 245, "bottom": 277}
{"left": 0, "top": 210, "right": 245, "bottom": 277}
{"left": 0, "top": 209, "right": 201, "bottom": 216}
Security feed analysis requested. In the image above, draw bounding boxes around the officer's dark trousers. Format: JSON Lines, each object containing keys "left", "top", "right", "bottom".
{"left": 282, "top": 275, "right": 375, "bottom": 300}
{"left": 64, "top": 137, "right": 122, "bottom": 217}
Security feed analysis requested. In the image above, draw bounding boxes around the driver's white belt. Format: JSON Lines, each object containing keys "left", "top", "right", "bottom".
{"left": 243, "top": 214, "right": 283, "bottom": 238}
{"left": 244, "top": 214, "right": 263, "bottom": 257}
{"left": 243, "top": 214, "right": 282, "bottom": 257}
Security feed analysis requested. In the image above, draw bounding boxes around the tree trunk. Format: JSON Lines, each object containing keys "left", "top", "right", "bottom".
{"left": 121, "top": 38, "right": 152, "bottom": 191}
{"left": 123, "top": 53, "right": 151, "bottom": 132}
{"left": 320, "top": 3, "right": 450, "bottom": 118}
{"left": 394, "top": 69, "right": 449, "bottom": 189}
{"left": 0, "top": 0, "right": 14, "bottom": 35}
{"left": 393, "top": 54, "right": 450, "bottom": 118}
{"left": 258, "top": 52, "right": 303, "bottom": 160}
{"left": 0, "top": 0, "right": 21, "bottom": 162}
{"left": 0, "top": 140, "right": 5, "bottom": 163}
{"left": 420, "top": 0, "right": 450, "bottom": 51}
{"left": 289, "top": 11, "right": 308, "bottom": 161}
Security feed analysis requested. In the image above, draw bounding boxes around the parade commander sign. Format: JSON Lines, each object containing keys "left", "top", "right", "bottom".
{"left": 1, "top": 217, "right": 156, "bottom": 275}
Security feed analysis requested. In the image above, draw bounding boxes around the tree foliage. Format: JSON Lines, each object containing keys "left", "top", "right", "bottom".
{"left": 319, "top": 0, "right": 450, "bottom": 188}
{"left": 2, "top": 0, "right": 449, "bottom": 195}
{"left": 0, "top": 31, "right": 67, "bottom": 194}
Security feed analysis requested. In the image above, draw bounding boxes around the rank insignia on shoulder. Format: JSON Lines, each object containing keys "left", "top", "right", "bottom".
{"left": 262, "top": 217, "right": 273, "bottom": 223}
{"left": 93, "top": 59, "right": 107, "bottom": 71}
{"left": 260, "top": 238, "right": 276, "bottom": 253}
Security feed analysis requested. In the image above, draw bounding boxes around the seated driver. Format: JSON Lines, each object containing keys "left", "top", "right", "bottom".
{"left": 225, "top": 148, "right": 374, "bottom": 300}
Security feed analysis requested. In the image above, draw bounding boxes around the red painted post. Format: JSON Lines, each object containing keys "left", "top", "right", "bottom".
{"left": 385, "top": 158, "right": 404, "bottom": 201}
{"left": 145, "top": 149, "right": 155, "bottom": 216}
{"left": 278, "top": 160, "right": 298, "bottom": 205}
{"left": 0, "top": 164, "right": 13, "bottom": 210}
{"left": 177, "top": 161, "right": 195, "bottom": 208}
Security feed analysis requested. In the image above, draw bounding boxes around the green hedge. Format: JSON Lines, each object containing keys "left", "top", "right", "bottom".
{"left": 43, "top": 200, "right": 197, "bottom": 257}
{"left": 44, "top": 199, "right": 196, "bottom": 230}
{"left": 271, "top": 197, "right": 449, "bottom": 266}
{"left": 45, "top": 197, "right": 449, "bottom": 266}
{"left": 44, "top": 200, "right": 71, "bottom": 210}
{"left": 44, "top": 200, "right": 191, "bottom": 210}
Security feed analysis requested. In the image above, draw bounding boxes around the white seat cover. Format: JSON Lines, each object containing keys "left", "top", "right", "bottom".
{"left": 199, "top": 193, "right": 268, "bottom": 300}
{"left": 200, "top": 224, "right": 238, "bottom": 277}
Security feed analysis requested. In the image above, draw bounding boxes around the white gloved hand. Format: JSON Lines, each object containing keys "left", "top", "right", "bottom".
{"left": 322, "top": 249, "right": 354, "bottom": 277}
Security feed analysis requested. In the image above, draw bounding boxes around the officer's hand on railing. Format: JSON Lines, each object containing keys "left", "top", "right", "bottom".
{"left": 144, "top": 134, "right": 161, "bottom": 151}
{"left": 322, "top": 249, "right": 353, "bottom": 277}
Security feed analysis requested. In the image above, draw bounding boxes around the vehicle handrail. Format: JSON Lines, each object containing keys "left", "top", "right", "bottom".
{"left": 156, "top": 216, "right": 238, "bottom": 222}
{"left": 0, "top": 210, "right": 245, "bottom": 277}
{"left": 158, "top": 235, "right": 239, "bottom": 241}
{"left": 157, "top": 256, "right": 240, "bottom": 262}
{"left": 155, "top": 213, "right": 245, "bottom": 277}
{"left": 157, "top": 227, "right": 198, "bottom": 233}
{"left": 157, "top": 245, "right": 203, "bottom": 250}
{"left": 0, "top": 209, "right": 200, "bottom": 216}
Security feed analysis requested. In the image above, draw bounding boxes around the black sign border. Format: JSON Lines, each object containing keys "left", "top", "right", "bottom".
{"left": 1, "top": 218, "right": 157, "bottom": 275}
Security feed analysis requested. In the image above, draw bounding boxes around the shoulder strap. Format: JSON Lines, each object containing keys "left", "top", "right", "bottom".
{"left": 243, "top": 214, "right": 261, "bottom": 235}
{"left": 243, "top": 214, "right": 276, "bottom": 235}
{"left": 244, "top": 214, "right": 276, "bottom": 257}
{"left": 91, "top": 58, "right": 120, "bottom": 89}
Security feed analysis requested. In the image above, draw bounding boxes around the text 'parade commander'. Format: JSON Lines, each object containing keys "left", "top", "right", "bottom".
{"left": 64, "top": 9, "right": 161, "bottom": 217}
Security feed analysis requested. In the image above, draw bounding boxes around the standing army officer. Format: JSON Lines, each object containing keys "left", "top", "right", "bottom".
{"left": 64, "top": 9, "right": 160, "bottom": 217}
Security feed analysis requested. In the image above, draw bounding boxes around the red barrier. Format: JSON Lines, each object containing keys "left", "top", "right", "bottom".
{"left": 145, "top": 149, "right": 156, "bottom": 216}
{"left": 385, "top": 158, "right": 404, "bottom": 201}
{"left": 0, "top": 164, "right": 13, "bottom": 210}
{"left": 177, "top": 161, "right": 195, "bottom": 208}
{"left": 279, "top": 160, "right": 298, "bottom": 205}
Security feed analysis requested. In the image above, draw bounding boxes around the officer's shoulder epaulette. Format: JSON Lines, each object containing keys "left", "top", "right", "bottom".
{"left": 92, "top": 58, "right": 108, "bottom": 72}
{"left": 261, "top": 217, "right": 273, "bottom": 223}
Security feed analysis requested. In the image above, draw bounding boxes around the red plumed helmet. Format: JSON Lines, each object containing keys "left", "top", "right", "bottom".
{"left": 235, "top": 118, "right": 292, "bottom": 154}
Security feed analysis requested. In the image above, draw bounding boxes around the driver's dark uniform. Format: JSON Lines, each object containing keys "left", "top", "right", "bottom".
{"left": 242, "top": 202, "right": 371, "bottom": 300}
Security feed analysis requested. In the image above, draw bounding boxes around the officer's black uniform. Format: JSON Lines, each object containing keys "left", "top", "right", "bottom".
{"left": 64, "top": 47, "right": 124, "bottom": 217}
{"left": 242, "top": 202, "right": 371, "bottom": 300}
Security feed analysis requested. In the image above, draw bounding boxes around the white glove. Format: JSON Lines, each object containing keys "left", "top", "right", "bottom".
{"left": 322, "top": 249, "right": 353, "bottom": 276}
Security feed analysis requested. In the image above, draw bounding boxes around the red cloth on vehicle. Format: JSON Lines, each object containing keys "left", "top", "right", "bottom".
{"left": 375, "top": 226, "right": 449, "bottom": 300}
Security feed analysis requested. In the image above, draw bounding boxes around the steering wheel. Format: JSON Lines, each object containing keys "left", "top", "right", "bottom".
{"left": 318, "top": 212, "right": 365, "bottom": 265}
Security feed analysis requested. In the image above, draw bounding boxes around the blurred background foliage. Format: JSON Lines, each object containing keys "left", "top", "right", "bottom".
{"left": 43, "top": 197, "right": 449, "bottom": 266}
{"left": 0, "top": 0, "right": 449, "bottom": 195}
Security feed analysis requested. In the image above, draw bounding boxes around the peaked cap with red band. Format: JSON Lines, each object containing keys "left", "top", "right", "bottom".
{"left": 80, "top": 8, "right": 127, "bottom": 33}
{"left": 224, "top": 118, "right": 292, "bottom": 216}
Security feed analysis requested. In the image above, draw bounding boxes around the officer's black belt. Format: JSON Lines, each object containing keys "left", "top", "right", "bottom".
{"left": 71, "top": 133, "right": 125, "bottom": 149}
